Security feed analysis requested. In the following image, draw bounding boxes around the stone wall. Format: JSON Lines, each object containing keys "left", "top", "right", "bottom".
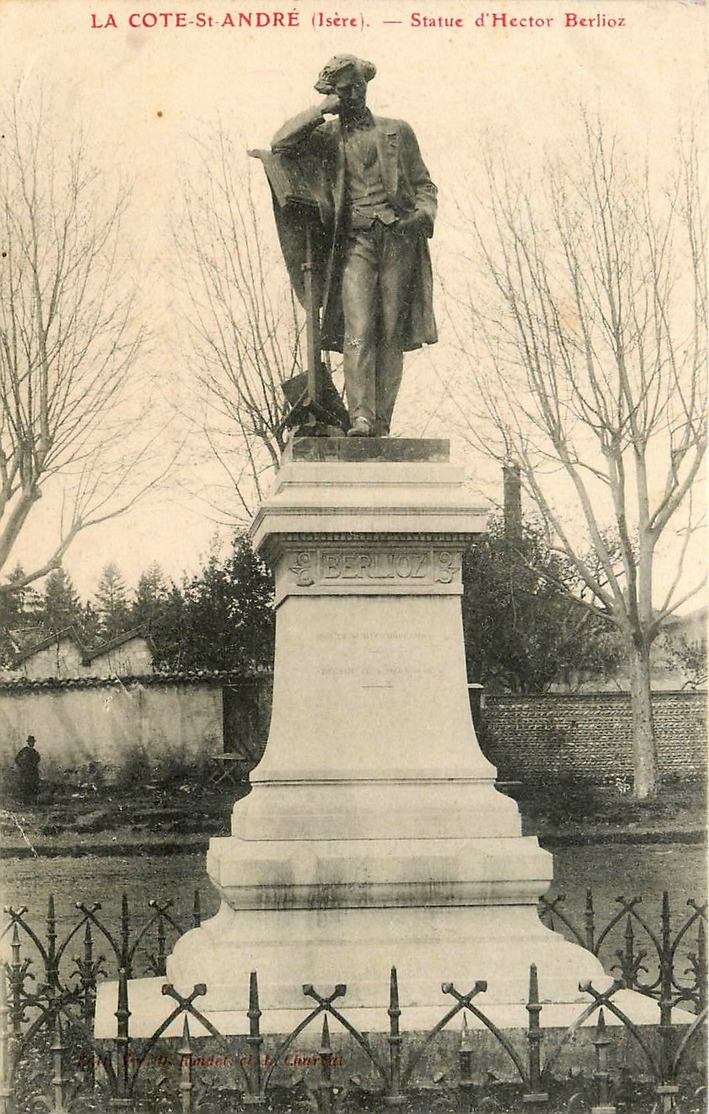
{"left": 1, "top": 674, "right": 703, "bottom": 786}
{"left": 479, "top": 690, "right": 707, "bottom": 783}
{"left": 0, "top": 676, "right": 224, "bottom": 777}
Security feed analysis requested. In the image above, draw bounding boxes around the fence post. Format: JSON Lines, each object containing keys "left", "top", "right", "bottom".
{"left": 50, "top": 1008, "right": 68, "bottom": 1113}
{"left": 244, "top": 970, "right": 264, "bottom": 1105}
{"left": 316, "top": 1015, "right": 333, "bottom": 1114}
{"left": 523, "top": 965, "right": 548, "bottom": 1109}
{"left": 81, "top": 920, "right": 96, "bottom": 1027}
{"left": 585, "top": 889, "right": 596, "bottom": 953}
{"left": 113, "top": 966, "right": 132, "bottom": 1111}
{"left": 120, "top": 896, "right": 131, "bottom": 979}
{"left": 386, "top": 965, "right": 404, "bottom": 1105}
{"left": 656, "top": 893, "right": 679, "bottom": 1114}
{"left": 46, "top": 895, "right": 58, "bottom": 990}
{"left": 73, "top": 917, "right": 98, "bottom": 1090}
{"left": 155, "top": 912, "right": 167, "bottom": 978}
{"left": 694, "top": 916, "right": 706, "bottom": 1014}
{"left": 458, "top": 1012, "right": 475, "bottom": 1112}
{"left": 590, "top": 1008, "right": 615, "bottom": 1114}
{"left": 0, "top": 966, "right": 11, "bottom": 1114}
{"left": 178, "top": 1015, "right": 193, "bottom": 1114}
{"left": 619, "top": 916, "right": 637, "bottom": 988}
{"left": 9, "top": 925, "right": 22, "bottom": 1039}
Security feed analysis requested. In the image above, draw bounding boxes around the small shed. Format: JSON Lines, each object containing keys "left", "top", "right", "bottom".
{"left": 12, "top": 627, "right": 154, "bottom": 681}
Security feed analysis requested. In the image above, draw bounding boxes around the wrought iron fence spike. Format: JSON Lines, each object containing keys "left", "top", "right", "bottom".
{"left": 660, "top": 892, "right": 672, "bottom": 955}
{"left": 695, "top": 918, "right": 707, "bottom": 1012}
{"left": 9, "top": 929, "right": 23, "bottom": 1039}
{"left": 591, "top": 1005, "right": 613, "bottom": 1112}
{"left": 0, "top": 960, "right": 10, "bottom": 1114}
{"left": 525, "top": 962, "right": 547, "bottom": 1108}
{"left": 459, "top": 1010, "right": 474, "bottom": 1053}
{"left": 585, "top": 888, "right": 595, "bottom": 951}
{"left": 246, "top": 970, "right": 263, "bottom": 1101}
{"left": 179, "top": 1015, "right": 194, "bottom": 1114}
{"left": 317, "top": 1013, "right": 334, "bottom": 1114}
{"left": 248, "top": 970, "right": 261, "bottom": 1019}
{"left": 387, "top": 965, "right": 403, "bottom": 1101}
{"left": 114, "top": 967, "right": 132, "bottom": 1105}
{"left": 389, "top": 966, "right": 400, "bottom": 1014}
{"left": 528, "top": 964, "right": 540, "bottom": 1005}
{"left": 156, "top": 910, "right": 167, "bottom": 977}
{"left": 46, "top": 895, "right": 57, "bottom": 987}
{"left": 51, "top": 1007, "right": 68, "bottom": 1114}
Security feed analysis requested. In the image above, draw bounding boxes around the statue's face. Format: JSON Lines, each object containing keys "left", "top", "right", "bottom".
{"left": 333, "top": 72, "right": 367, "bottom": 116}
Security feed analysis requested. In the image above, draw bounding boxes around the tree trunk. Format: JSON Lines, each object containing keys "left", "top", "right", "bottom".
{"left": 628, "top": 640, "right": 659, "bottom": 799}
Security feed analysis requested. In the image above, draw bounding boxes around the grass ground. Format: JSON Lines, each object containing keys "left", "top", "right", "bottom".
{"left": 512, "top": 777, "right": 706, "bottom": 840}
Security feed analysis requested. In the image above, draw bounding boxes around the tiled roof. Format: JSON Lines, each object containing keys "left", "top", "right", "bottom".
{"left": 0, "top": 668, "right": 272, "bottom": 692}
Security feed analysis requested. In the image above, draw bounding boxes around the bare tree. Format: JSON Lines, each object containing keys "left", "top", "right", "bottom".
{"left": 446, "top": 118, "right": 706, "bottom": 798}
{"left": 0, "top": 91, "right": 166, "bottom": 592}
{"left": 175, "top": 130, "right": 311, "bottom": 524}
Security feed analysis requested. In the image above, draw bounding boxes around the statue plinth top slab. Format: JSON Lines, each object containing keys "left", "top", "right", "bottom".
{"left": 284, "top": 436, "right": 450, "bottom": 465}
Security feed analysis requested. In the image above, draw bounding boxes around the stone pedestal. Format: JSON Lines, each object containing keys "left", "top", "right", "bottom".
{"left": 164, "top": 438, "right": 615, "bottom": 1030}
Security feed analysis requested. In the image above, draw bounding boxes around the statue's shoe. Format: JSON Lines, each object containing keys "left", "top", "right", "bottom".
{"left": 347, "top": 416, "right": 373, "bottom": 436}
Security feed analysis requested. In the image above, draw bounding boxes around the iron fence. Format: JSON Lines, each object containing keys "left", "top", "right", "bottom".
{"left": 0, "top": 890, "right": 706, "bottom": 1114}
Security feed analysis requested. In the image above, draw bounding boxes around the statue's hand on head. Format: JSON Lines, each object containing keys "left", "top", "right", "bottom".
{"left": 320, "top": 94, "right": 342, "bottom": 117}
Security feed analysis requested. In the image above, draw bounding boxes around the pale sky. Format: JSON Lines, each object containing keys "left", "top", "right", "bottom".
{"left": 1, "top": 0, "right": 705, "bottom": 600}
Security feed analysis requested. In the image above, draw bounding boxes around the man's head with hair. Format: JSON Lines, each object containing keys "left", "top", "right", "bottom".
{"left": 315, "top": 55, "right": 374, "bottom": 122}
{"left": 314, "top": 55, "right": 376, "bottom": 95}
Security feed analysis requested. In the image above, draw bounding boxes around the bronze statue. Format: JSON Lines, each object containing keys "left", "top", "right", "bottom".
{"left": 263, "top": 55, "right": 438, "bottom": 437}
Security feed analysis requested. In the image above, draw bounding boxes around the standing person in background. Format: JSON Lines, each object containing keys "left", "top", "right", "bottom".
{"left": 15, "top": 735, "right": 41, "bottom": 804}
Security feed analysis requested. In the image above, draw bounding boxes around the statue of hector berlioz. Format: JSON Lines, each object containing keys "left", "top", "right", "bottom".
{"left": 252, "top": 55, "right": 438, "bottom": 438}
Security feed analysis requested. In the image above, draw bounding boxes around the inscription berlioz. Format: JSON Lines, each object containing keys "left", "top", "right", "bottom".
{"left": 322, "top": 551, "right": 428, "bottom": 580}
{"left": 287, "top": 548, "right": 459, "bottom": 588}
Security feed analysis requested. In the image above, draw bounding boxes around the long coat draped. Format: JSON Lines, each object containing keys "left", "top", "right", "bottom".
{"left": 267, "top": 108, "right": 438, "bottom": 354}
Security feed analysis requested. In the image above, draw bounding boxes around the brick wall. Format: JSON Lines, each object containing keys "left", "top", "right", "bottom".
{"left": 479, "top": 691, "right": 707, "bottom": 783}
